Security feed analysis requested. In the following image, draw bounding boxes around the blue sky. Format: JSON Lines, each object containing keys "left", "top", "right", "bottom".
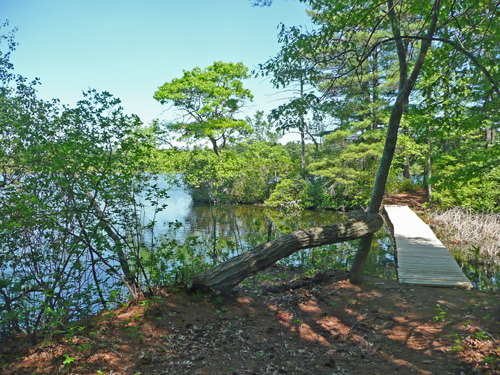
{"left": 2, "top": 0, "right": 312, "bottom": 125}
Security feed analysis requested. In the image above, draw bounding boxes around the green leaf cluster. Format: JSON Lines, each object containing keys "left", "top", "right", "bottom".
{"left": 154, "top": 61, "right": 253, "bottom": 155}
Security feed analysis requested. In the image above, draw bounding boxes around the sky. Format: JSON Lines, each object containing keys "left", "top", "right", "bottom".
{"left": 2, "top": 0, "right": 313, "bottom": 126}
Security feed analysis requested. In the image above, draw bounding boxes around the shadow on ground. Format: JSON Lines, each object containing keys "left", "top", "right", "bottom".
{"left": 1, "top": 267, "right": 499, "bottom": 374}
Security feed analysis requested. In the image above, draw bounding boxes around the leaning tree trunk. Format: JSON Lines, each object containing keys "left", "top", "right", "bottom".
{"left": 191, "top": 212, "right": 383, "bottom": 294}
{"left": 349, "top": 0, "right": 440, "bottom": 284}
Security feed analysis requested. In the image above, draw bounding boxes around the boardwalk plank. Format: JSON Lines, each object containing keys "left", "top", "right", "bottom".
{"left": 384, "top": 205, "right": 473, "bottom": 289}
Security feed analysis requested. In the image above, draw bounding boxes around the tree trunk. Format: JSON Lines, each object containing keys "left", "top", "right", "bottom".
{"left": 442, "top": 139, "right": 450, "bottom": 154}
{"left": 349, "top": 0, "right": 440, "bottom": 284}
{"left": 191, "top": 212, "right": 383, "bottom": 294}
{"left": 402, "top": 91, "right": 411, "bottom": 181}
{"left": 264, "top": 214, "right": 275, "bottom": 242}
{"left": 371, "top": 48, "right": 380, "bottom": 130}
{"left": 424, "top": 136, "right": 432, "bottom": 201}
{"left": 84, "top": 189, "right": 138, "bottom": 294}
{"left": 207, "top": 188, "right": 218, "bottom": 264}
{"left": 209, "top": 136, "right": 220, "bottom": 156}
{"left": 403, "top": 154, "right": 411, "bottom": 181}
{"left": 485, "top": 127, "right": 495, "bottom": 148}
{"left": 300, "top": 125, "right": 306, "bottom": 170}
{"left": 300, "top": 77, "right": 306, "bottom": 171}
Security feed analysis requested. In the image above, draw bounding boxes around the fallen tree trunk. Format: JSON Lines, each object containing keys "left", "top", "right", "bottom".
{"left": 191, "top": 212, "right": 383, "bottom": 294}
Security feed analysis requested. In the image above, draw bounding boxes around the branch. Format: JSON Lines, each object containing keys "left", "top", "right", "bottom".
{"left": 380, "top": 35, "right": 500, "bottom": 97}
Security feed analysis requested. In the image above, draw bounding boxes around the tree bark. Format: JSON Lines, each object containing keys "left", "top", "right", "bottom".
{"left": 349, "top": 0, "right": 440, "bottom": 284}
{"left": 485, "top": 127, "right": 495, "bottom": 148}
{"left": 424, "top": 135, "right": 432, "bottom": 201}
{"left": 191, "top": 212, "right": 383, "bottom": 293}
{"left": 300, "top": 77, "right": 306, "bottom": 171}
{"left": 371, "top": 48, "right": 380, "bottom": 130}
{"left": 209, "top": 136, "right": 220, "bottom": 156}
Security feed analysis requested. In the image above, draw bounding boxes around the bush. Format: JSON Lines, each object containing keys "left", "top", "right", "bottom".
{"left": 264, "top": 178, "right": 313, "bottom": 211}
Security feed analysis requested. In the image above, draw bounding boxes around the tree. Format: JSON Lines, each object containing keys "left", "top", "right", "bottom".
{"left": 191, "top": 211, "right": 383, "bottom": 293}
{"left": 154, "top": 62, "right": 257, "bottom": 265}
{"left": 242, "top": 111, "right": 280, "bottom": 144}
{"left": 253, "top": 0, "right": 500, "bottom": 284}
{"left": 0, "top": 26, "right": 169, "bottom": 339}
{"left": 154, "top": 61, "right": 253, "bottom": 156}
{"left": 405, "top": 15, "right": 500, "bottom": 208}
{"left": 259, "top": 25, "right": 324, "bottom": 170}
{"left": 309, "top": 129, "right": 387, "bottom": 210}
{"left": 173, "top": 148, "right": 243, "bottom": 263}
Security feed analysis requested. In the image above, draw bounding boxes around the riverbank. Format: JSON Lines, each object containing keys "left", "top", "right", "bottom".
{"left": 1, "top": 267, "right": 498, "bottom": 374}
{"left": 1, "top": 189, "right": 499, "bottom": 374}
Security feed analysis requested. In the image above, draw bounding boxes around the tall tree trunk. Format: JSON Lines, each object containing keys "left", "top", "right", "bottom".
{"left": 442, "top": 139, "right": 450, "bottom": 154}
{"left": 349, "top": 0, "right": 440, "bottom": 284}
{"left": 207, "top": 187, "right": 218, "bottom": 265}
{"left": 371, "top": 48, "right": 380, "bottom": 130}
{"left": 485, "top": 127, "right": 495, "bottom": 148}
{"left": 300, "top": 77, "right": 306, "bottom": 171}
{"left": 209, "top": 136, "right": 220, "bottom": 156}
{"left": 264, "top": 214, "right": 275, "bottom": 243}
{"left": 300, "top": 125, "right": 306, "bottom": 171}
{"left": 403, "top": 158, "right": 411, "bottom": 180}
{"left": 402, "top": 91, "right": 411, "bottom": 181}
{"left": 443, "top": 71, "right": 451, "bottom": 154}
{"left": 424, "top": 135, "right": 433, "bottom": 201}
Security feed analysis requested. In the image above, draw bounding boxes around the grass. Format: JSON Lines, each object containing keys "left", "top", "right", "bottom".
{"left": 428, "top": 208, "right": 500, "bottom": 262}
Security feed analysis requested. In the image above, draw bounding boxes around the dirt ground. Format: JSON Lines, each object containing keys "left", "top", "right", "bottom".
{"left": 1, "top": 269, "right": 498, "bottom": 375}
{"left": 383, "top": 187, "right": 430, "bottom": 212}
{"left": 1, "top": 190, "right": 499, "bottom": 374}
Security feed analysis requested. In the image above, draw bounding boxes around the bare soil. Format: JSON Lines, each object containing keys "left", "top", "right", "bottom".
{"left": 1, "top": 190, "right": 499, "bottom": 374}
{"left": 1, "top": 272, "right": 498, "bottom": 375}
{"left": 383, "top": 187, "right": 430, "bottom": 213}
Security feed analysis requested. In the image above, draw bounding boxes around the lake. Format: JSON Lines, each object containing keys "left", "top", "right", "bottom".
{"left": 143, "top": 179, "right": 397, "bottom": 280}
{"left": 146, "top": 177, "right": 498, "bottom": 290}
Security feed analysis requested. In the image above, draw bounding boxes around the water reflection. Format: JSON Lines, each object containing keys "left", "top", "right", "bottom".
{"left": 148, "top": 182, "right": 397, "bottom": 279}
{"left": 147, "top": 183, "right": 500, "bottom": 290}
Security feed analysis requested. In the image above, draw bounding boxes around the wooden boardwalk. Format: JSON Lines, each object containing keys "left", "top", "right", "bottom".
{"left": 384, "top": 205, "right": 473, "bottom": 288}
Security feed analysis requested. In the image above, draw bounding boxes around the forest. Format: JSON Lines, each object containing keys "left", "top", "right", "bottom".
{"left": 0, "top": 0, "right": 499, "bottom": 373}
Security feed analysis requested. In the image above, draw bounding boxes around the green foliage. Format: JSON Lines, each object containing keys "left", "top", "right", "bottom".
{"left": 154, "top": 61, "right": 253, "bottom": 155}
{"left": 393, "top": 132, "right": 427, "bottom": 176}
{"left": 62, "top": 354, "right": 75, "bottom": 366}
{"left": 174, "top": 148, "right": 241, "bottom": 203}
{"left": 231, "top": 142, "right": 293, "bottom": 204}
{"left": 434, "top": 304, "right": 448, "bottom": 322}
{"left": 0, "top": 31, "right": 170, "bottom": 340}
{"left": 432, "top": 152, "right": 500, "bottom": 212}
{"left": 396, "top": 178, "right": 422, "bottom": 193}
{"left": 143, "top": 222, "right": 209, "bottom": 285}
{"left": 168, "top": 141, "right": 293, "bottom": 206}
{"left": 259, "top": 24, "right": 326, "bottom": 168}
{"left": 2, "top": 0, "right": 500, "bottom": 343}
{"left": 264, "top": 178, "right": 313, "bottom": 211}
{"left": 309, "top": 129, "right": 387, "bottom": 210}
{"left": 242, "top": 111, "right": 280, "bottom": 144}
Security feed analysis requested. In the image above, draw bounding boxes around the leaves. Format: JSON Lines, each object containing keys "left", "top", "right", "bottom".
{"left": 154, "top": 62, "right": 253, "bottom": 155}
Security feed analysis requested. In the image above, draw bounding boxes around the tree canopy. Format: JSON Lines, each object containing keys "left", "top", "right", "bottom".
{"left": 154, "top": 61, "right": 253, "bottom": 155}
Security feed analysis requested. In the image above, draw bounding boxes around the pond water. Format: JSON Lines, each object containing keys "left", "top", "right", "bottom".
{"left": 147, "top": 178, "right": 498, "bottom": 290}
{"left": 454, "top": 253, "right": 500, "bottom": 292}
{"left": 145, "top": 180, "right": 397, "bottom": 280}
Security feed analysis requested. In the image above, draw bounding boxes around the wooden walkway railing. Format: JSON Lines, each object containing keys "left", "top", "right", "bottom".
{"left": 384, "top": 205, "right": 473, "bottom": 289}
